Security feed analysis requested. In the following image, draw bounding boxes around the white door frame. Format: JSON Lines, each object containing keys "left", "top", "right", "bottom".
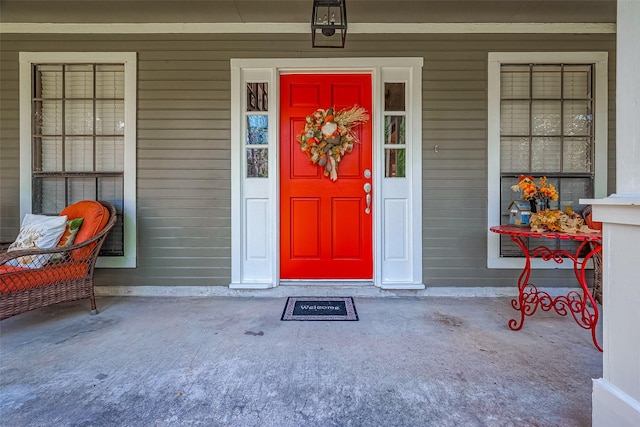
{"left": 230, "top": 58, "right": 423, "bottom": 289}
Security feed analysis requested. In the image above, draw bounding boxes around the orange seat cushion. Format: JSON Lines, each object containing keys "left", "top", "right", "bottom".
{"left": 585, "top": 213, "right": 603, "bottom": 231}
{"left": 60, "top": 200, "right": 109, "bottom": 245}
{"left": 0, "top": 263, "right": 88, "bottom": 294}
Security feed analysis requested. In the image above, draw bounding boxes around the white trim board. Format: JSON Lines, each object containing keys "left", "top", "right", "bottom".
{"left": 1, "top": 22, "right": 615, "bottom": 34}
{"left": 592, "top": 379, "right": 640, "bottom": 426}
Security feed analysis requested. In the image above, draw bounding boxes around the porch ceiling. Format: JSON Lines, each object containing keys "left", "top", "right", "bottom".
{"left": 1, "top": 0, "right": 616, "bottom": 24}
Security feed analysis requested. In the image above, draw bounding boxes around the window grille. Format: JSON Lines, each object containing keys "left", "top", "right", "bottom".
{"left": 499, "top": 64, "right": 595, "bottom": 256}
{"left": 31, "top": 63, "right": 125, "bottom": 256}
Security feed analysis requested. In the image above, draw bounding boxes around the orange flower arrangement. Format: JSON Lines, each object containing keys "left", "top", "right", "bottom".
{"left": 511, "top": 175, "right": 559, "bottom": 203}
{"left": 511, "top": 176, "right": 597, "bottom": 233}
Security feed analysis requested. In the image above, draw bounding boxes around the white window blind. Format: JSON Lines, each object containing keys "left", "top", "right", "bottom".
{"left": 498, "top": 63, "right": 595, "bottom": 257}
{"left": 33, "top": 63, "right": 125, "bottom": 256}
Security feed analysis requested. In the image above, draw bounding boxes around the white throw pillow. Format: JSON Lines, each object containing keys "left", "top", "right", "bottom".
{"left": 6, "top": 214, "right": 68, "bottom": 268}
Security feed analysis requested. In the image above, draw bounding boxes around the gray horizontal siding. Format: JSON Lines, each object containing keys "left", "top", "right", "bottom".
{"left": 0, "top": 32, "right": 616, "bottom": 287}
{"left": 0, "top": 64, "right": 21, "bottom": 238}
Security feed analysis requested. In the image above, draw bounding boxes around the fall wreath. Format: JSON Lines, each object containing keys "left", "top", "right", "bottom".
{"left": 296, "top": 106, "right": 369, "bottom": 181}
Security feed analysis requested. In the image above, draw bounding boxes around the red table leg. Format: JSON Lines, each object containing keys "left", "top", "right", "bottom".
{"left": 507, "top": 234, "right": 602, "bottom": 352}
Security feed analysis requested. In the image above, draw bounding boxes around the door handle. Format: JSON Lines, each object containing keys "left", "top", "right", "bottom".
{"left": 363, "top": 182, "right": 372, "bottom": 214}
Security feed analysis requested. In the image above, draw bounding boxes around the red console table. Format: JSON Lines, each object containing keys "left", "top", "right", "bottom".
{"left": 490, "top": 225, "right": 602, "bottom": 352}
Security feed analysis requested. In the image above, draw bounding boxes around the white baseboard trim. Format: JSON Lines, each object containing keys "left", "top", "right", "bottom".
{"left": 229, "top": 282, "right": 275, "bottom": 290}
{"left": 592, "top": 379, "right": 640, "bottom": 426}
{"left": 380, "top": 283, "right": 426, "bottom": 290}
{"left": 94, "top": 285, "right": 581, "bottom": 298}
{"left": 279, "top": 280, "right": 375, "bottom": 287}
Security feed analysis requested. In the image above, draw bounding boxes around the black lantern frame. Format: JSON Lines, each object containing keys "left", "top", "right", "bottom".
{"left": 311, "top": 0, "right": 347, "bottom": 48}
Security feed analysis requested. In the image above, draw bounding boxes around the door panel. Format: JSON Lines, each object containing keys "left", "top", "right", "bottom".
{"left": 332, "top": 198, "right": 362, "bottom": 258}
{"left": 290, "top": 198, "right": 321, "bottom": 258}
{"left": 280, "top": 74, "right": 372, "bottom": 279}
{"left": 291, "top": 118, "right": 321, "bottom": 178}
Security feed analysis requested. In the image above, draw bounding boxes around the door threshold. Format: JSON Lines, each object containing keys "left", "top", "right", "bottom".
{"left": 279, "top": 280, "right": 374, "bottom": 287}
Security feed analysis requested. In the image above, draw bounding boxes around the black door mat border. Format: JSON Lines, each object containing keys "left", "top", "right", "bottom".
{"left": 281, "top": 297, "right": 359, "bottom": 321}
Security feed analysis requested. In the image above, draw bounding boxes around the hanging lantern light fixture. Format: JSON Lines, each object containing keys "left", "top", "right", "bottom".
{"left": 311, "top": 0, "right": 347, "bottom": 48}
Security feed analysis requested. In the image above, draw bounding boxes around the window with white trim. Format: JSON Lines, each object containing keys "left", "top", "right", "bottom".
{"left": 384, "top": 82, "right": 406, "bottom": 178}
{"left": 20, "top": 52, "right": 137, "bottom": 268}
{"left": 487, "top": 52, "right": 608, "bottom": 268}
{"left": 245, "top": 82, "right": 269, "bottom": 178}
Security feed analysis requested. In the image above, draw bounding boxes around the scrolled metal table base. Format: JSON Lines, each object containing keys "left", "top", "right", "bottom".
{"left": 491, "top": 225, "right": 602, "bottom": 352}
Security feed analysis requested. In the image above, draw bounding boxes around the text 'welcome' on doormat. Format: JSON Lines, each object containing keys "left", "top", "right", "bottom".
{"left": 281, "top": 297, "right": 359, "bottom": 321}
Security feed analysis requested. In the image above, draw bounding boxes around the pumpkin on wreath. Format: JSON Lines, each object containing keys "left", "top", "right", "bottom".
{"left": 297, "top": 105, "right": 369, "bottom": 181}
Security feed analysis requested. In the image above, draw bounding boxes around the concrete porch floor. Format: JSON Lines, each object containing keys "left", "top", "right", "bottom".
{"left": 0, "top": 295, "right": 602, "bottom": 426}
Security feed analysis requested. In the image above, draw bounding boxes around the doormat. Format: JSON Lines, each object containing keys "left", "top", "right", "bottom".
{"left": 281, "top": 297, "right": 358, "bottom": 321}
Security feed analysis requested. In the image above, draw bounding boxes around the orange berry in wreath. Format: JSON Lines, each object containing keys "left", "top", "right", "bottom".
{"left": 325, "top": 108, "right": 335, "bottom": 122}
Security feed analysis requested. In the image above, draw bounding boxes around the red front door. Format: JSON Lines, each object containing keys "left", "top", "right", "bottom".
{"left": 280, "top": 74, "right": 373, "bottom": 279}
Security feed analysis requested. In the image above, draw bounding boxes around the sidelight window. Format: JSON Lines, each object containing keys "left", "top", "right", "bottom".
{"left": 245, "top": 83, "right": 269, "bottom": 178}
{"left": 384, "top": 83, "right": 406, "bottom": 178}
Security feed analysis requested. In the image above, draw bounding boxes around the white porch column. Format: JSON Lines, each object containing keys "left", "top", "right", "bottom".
{"left": 589, "top": 1, "right": 640, "bottom": 425}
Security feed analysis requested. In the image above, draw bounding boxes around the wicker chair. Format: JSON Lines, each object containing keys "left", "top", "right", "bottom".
{"left": 0, "top": 201, "right": 116, "bottom": 320}
{"left": 582, "top": 205, "right": 603, "bottom": 304}
{"left": 590, "top": 248, "right": 603, "bottom": 304}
